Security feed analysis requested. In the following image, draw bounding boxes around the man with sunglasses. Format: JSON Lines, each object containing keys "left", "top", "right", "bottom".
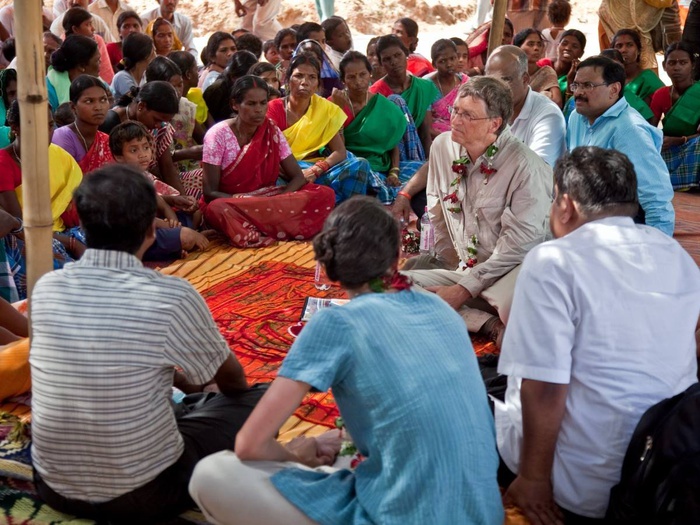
{"left": 567, "top": 55, "right": 675, "bottom": 236}
{"left": 403, "top": 76, "right": 552, "bottom": 348}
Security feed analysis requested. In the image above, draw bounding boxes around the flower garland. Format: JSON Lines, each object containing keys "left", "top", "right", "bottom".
{"left": 442, "top": 143, "right": 499, "bottom": 214}
{"left": 368, "top": 272, "right": 413, "bottom": 293}
{"left": 466, "top": 234, "right": 478, "bottom": 268}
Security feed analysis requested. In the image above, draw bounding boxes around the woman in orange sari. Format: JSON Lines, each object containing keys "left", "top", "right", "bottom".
{"left": 202, "top": 75, "right": 335, "bottom": 247}
{"left": 51, "top": 75, "right": 114, "bottom": 174}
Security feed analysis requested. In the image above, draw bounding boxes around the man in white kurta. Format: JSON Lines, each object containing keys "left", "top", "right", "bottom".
{"left": 496, "top": 146, "right": 699, "bottom": 522}
{"left": 404, "top": 77, "right": 552, "bottom": 341}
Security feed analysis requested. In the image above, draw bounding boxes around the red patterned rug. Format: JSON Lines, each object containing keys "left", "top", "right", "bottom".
{"left": 200, "top": 260, "right": 498, "bottom": 429}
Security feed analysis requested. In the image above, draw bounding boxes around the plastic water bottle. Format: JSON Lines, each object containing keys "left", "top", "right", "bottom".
{"left": 419, "top": 207, "right": 434, "bottom": 256}
{"left": 314, "top": 261, "right": 332, "bottom": 290}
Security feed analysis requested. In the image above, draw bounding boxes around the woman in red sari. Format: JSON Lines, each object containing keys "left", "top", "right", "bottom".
{"left": 202, "top": 75, "right": 335, "bottom": 247}
{"left": 51, "top": 75, "right": 114, "bottom": 174}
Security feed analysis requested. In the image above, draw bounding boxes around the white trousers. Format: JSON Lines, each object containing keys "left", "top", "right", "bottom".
{"left": 240, "top": 0, "right": 283, "bottom": 41}
{"left": 189, "top": 450, "right": 337, "bottom": 525}
{"left": 405, "top": 265, "right": 521, "bottom": 332}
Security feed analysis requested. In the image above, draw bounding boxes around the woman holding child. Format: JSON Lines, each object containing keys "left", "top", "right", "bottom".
{"left": 267, "top": 53, "right": 370, "bottom": 203}
{"left": 202, "top": 75, "right": 335, "bottom": 248}
{"left": 189, "top": 197, "right": 504, "bottom": 525}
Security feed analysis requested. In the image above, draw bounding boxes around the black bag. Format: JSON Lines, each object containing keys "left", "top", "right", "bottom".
{"left": 606, "top": 382, "right": 700, "bottom": 524}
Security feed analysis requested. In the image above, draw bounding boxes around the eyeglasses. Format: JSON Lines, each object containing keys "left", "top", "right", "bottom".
{"left": 448, "top": 106, "right": 493, "bottom": 122}
{"left": 569, "top": 82, "right": 609, "bottom": 92}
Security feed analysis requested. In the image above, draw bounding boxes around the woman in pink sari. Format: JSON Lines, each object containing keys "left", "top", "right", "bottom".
{"left": 202, "top": 75, "right": 335, "bottom": 248}
{"left": 426, "top": 39, "right": 469, "bottom": 136}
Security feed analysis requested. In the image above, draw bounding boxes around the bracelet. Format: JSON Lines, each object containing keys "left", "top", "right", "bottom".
{"left": 69, "top": 236, "right": 76, "bottom": 252}
{"left": 388, "top": 167, "right": 400, "bottom": 177}
{"left": 314, "top": 160, "right": 330, "bottom": 173}
{"left": 397, "top": 190, "right": 412, "bottom": 200}
{"left": 10, "top": 217, "right": 23, "bottom": 234}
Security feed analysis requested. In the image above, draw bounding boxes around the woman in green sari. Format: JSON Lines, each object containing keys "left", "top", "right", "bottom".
{"left": 369, "top": 35, "right": 440, "bottom": 157}
{"left": 650, "top": 42, "right": 700, "bottom": 190}
{"left": 330, "top": 51, "right": 423, "bottom": 204}
{"left": 612, "top": 29, "right": 664, "bottom": 107}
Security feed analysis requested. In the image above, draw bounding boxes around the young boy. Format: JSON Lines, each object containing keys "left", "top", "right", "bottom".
{"left": 109, "top": 121, "right": 208, "bottom": 258}
{"left": 542, "top": 0, "right": 572, "bottom": 60}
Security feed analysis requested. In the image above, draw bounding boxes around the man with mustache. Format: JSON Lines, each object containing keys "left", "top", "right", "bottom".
{"left": 567, "top": 55, "right": 675, "bottom": 236}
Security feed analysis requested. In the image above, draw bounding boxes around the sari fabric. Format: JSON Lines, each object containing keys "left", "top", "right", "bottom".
{"left": 15, "top": 145, "right": 83, "bottom": 232}
{"left": 173, "top": 97, "right": 199, "bottom": 173}
{"left": 78, "top": 131, "right": 114, "bottom": 174}
{"left": 431, "top": 74, "right": 468, "bottom": 134}
{"left": 529, "top": 66, "right": 559, "bottom": 94}
{"left": 369, "top": 76, "right": 440, "bottom": 128}
{"left": 202, "top": 119, "right": 335, "bottom": 247}
{"left": 626, "top": 69, "right": 665, "bottom": 103}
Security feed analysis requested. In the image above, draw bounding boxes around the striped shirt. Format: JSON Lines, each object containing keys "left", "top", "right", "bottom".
{"left": 30, "top": 249, "right": 229, "bottom": 502}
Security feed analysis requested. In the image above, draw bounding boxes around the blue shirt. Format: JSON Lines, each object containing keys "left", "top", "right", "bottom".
{"left": 567, "top": 97, "right": 675, "bottom": 236}
{"left": 271, "top": 290, "right": 503, "bottom": 525}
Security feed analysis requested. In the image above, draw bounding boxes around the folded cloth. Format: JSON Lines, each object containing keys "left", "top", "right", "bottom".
{"left": 0, "top": 338, "right": 30, "bottom": 401}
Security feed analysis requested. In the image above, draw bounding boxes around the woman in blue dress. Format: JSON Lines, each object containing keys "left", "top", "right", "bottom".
{"left": 189, "top": 197, "right": 504, "bottom": 525}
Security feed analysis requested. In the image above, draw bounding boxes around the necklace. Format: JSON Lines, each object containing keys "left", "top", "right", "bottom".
{"left": 72, "top": 122, "right": 90, "bottom": 152}
{"left": 344, "top": 89, "right": 369, "bottom": 118}
{"left": 284, "top": 96, "right": 308, "bottom": 126}
{"left": 436, "top": 73, "right": 458, "bottom": 97}
{"left": 11, "top": 142, "right": 20, "bottom": 166}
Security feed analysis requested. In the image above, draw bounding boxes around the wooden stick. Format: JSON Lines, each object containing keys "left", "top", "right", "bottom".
{"left": 15, "top": 1, "right": 53, "bottom": 313}
{"left": 487, "top": 0, "right": 508, "bottom": 57}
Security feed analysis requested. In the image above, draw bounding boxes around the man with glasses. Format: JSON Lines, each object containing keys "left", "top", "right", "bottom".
{"left": 403, "top": 76, "right": 552, "bottom": 347}
{"left": 567, "top": 55, "right": 675, "bottom": 236}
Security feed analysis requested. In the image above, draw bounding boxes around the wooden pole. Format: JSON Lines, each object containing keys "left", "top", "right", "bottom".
{"left": 487, "top": 0, "right": 508, "bottom": 57}
{"left": 15, "top": 1, "right": 53, "bottom": 308}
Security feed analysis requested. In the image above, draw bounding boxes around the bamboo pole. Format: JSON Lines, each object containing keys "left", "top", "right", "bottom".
{"left": 15, "top": 1, "right": 53, "bottom": 310}
{"left": 487, "top": 0, "right": 508, "bottom": 57}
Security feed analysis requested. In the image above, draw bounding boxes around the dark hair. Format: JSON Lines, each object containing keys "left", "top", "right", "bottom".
{"left": 54, "top": 102, "right": 75, "bottom": 127}
{"left": 430, "top": 38, "right": 457, "bottom": 64}
{"left": 297, "top": 39, "right": 325, "bottom": 64}
{"left": 6, "top": 99, "right": 19, "bottom": 127}
{"left": 248, "top": 61, "right": 276, "bottom": 78}
{"left": 263, "top": 39, "right": 276, "bottom": 54}
{"left": 513, "top": 28, "right": 544, "bottom": 48}
{"left": 145, "top": 56, "right": 182, "bottom": 83}
{"left": 664, "top": 40, "right": 696, "bottom": 65}
{"left": 504, "top": 18, "right": 514, "bottom": 36}
{"left": 204, "top": 51, "right": 260, "bottom": 122}
{"left": 0, "top": 67, "right": 16, "bottom": 108}
{"left": 561, "top": 28, "right": 586, "bottom": 52}
{"left": 236, "top": 33, "right": 263, "bottom": 59}
{"left": 274, "top": 28, "right": 296, "bottom": 50}
{"left": 600, "top": 48, "right": 624, "bottom": 63}
{"left": 167, "top": 50, "right": 196, "bottom": 77}
{"left": 152, "top": 17, "right": 173, "bottom": 37}
{"left": 74, "top": 164, "right": 157, "bottom": 254}
{"left": 554, "top": 146, "right": 638, "bottom": 218}
{"left": 138, "top": 80, "right": 179, "bottom": 113}
{"left": 116, "top": 10, "right": 141, "bottom": 31}
{"left": 547, "top": 0, "right": 571, "bottom": 26}
{"left": 296, "top": 22, "right": 324, "bottom": 44}
{"left": 205, "top": 31, "right": 236, "bottom": 64}
{"left": 313, "top": 197, "right": 400, "bottom": 288}
{"left": 118, "top": 32, "right": 154, "bottom": 71}
{"left": 62, "top": 7, "right": 92, "bottom": 36}
{"left": 43, "top": 31, "right": 62, "bottom": 47}
{"left": 69, "top": 74, "right": 109, "bottom": 104}
{"left": 321, "top": 16, "right": 347, "bottom": 40}
{"left": 230, "top": 75, "right": 269, "bottom": 104}
{"left": 396, "top": 17, "right": 418, "bottom": 38}
{"left": 286, "top": 52, "right": 321, "bottom": 82}
{"left": 1, "top": 38, "right": 15, "bottom": 63}
{"left": 577, "top": 56, "right": 625, "bottom": 99}
{"left": 611, "top": 29, "right": 642, "bottom": 64}
{"left": 50, "top": 35, "right": 98, "bottom": 72}
{"left": 450, "top": 36, "right": 467, "bottom": 48}
{"left": 366, "top": 36, "right": 379, "bottom": 54}
{"left": 224, "top": 50, "right": 259, "bottom": 81}
{"left": 376, "top": 34, "right": 409, "bottom": 63}
{"left": 108, "top": 120, "right": 152, "bottom": 157}
{"left": 339, "top": 51, "right": 371, "bottom": 80}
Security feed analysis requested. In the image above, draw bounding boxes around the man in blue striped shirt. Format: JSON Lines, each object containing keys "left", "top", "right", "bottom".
{"left": 30, "top": 164, "right": 266, "bottom": 523}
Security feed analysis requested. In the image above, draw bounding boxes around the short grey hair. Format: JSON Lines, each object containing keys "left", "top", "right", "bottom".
{"left": 457, "top": 76, "right": 513, "bottom": 134}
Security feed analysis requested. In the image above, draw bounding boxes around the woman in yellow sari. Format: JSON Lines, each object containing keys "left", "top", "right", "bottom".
{"left": 267, "top": 53, "right": 370, "bottom": 203}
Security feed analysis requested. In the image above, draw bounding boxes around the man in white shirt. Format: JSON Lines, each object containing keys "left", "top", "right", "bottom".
{"left": 50, "top": 0, "right": 113, "bottom": 42}
{"left": 403, "top": 77, "right": 552, "bottom": 347}
{"left": 485, "top": 45, "right": 566, "bottom": 168}
{"left": 88, "top": 0, "right": 132, "bottom": 42}
{"left": 0, "top": 3, "right": 54, "bottom": 37}
{"left": 141, "top": 0, "right": 197, "bottom": 58}
{"left": 495, "top": 146, "right": 699, "bottom": 523}
{"left": 233, "top": 0, "right": 282, "bottom": 41}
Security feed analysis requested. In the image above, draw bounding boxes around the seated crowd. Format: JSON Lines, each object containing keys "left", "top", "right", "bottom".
{"left": 0, "top": 1, "right": 698, "bottom": 524}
